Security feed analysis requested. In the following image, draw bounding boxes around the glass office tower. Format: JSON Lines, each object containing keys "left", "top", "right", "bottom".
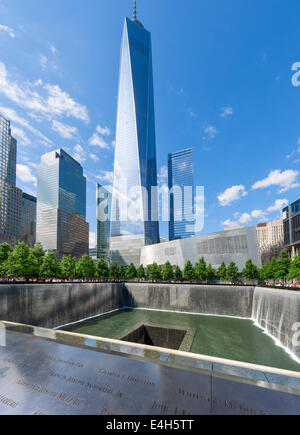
{"left": 96, "top": 184, "right": 111, "bottom": 260}
{"left": 168, "top": 148, "right": 195, "bottom": 241}
{"left": 0, "top": 114, "right": 22, "bottom": 245}
{"left": 36, "top": 149, "right": 89, "bottom": 259}
{"left": 110, "top": 12, "right": 159, "bottom": 265}
{"left": 21, "top": 192, "right": 37, "bottom": 248}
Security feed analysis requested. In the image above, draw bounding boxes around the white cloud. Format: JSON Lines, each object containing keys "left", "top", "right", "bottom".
{"left": 0, "top": 24, "right": 15, "bottom": 38}
{"left": 0, "top": 106, "right": 52, "bottom": 145}
{"left": 0, "top": 61, "right": 89, "bottom": 123}
{"left": 158, "top": 166, "right": 168, "bottom": 183}
{"left": 266, "top": 199, "right": 289, "bottom": 213}
{"left": 89, "top": 232, "right": 96, "bottom": 249}
{"left": 45, "top": 83, "right": 89, "bottom": 123}
{"left": 218, "top": 185, "right": 247, "bottom": 207}
{"left": 222, "top": 199, "right": 290, "bottom": 229}
{"left": 49, "top": 44, "right": 57, "bottom": 55}
{"left": 239, "top": 213, "right": 252, "bottom": 224}
{"left": 17, "top": 164, "right": 36, "bottom": 186}
{"left": 90, "top": 153, "right": 99, "bottom": 162}
{"left": 96, "top": 124, "right": 111, "bottom": 136}
{"left": 97, "top": 170, "right": 114, "bottom": 184}
{"left": 222, "top": 219, "right": 239, "bottom": 228}
{"left": 252, "top": 169, "right": 299, "bottom": 193}
{"left": 39, "top": 54, "right": 48, "bottom": 70}
{"left": 220, "top": 107, "right": 233, "bottom": 118}
{"left": 72, "top": 144, "right": 86, "bottom": 164}
{"left": 11, "top": 126, "right": 31, "bottom": 146}
{"left": 286, "top": 142, "right": 300, "bottom": 160}
{"left": 33, "top": 79, "right": 43, "bottom": 87}
{"left": 52, "top": 120, "right": 78, "bottom": 139}
{"left": 89, "top": 132, "right": 110, "bottom": 149}
{"left": 204, "top": 125, "right": 218, "bottom": 139}
{"left": 251, "top": 209, "right": 267, "bottom": 220}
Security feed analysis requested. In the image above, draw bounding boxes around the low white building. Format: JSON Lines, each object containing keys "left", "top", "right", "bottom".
{"left": 140, "top": 226, "right": 262, "bottom": 271}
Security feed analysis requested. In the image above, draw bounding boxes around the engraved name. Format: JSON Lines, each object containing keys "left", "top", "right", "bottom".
{"left": 0, "top": 393, "right": 19, "bottom": 409}
{"left": 98, "top": 368, "right": 155, "bottom": 388}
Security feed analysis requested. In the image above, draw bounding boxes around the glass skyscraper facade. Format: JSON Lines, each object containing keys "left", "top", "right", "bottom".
{"left": 36, "top": 149, "right": 88, "bottom": 259}
{"left": 0, "top": 114, "right": 22, "bottom": 245}
{"left": 110, "top": 13, "right": 159, "bottom": 265}
{"left": 21, "top": 192, "right": 36, "bottom": 248}
{"left": 168, "top": 148, "right": 195, "bottom": 241}
{"left": 96, "top": 184, "right": 111, "bottom": 260}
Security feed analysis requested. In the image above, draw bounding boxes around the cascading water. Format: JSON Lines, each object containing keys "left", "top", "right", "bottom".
{"left": 252, "top": 287, "right": 300, "bottom": 361}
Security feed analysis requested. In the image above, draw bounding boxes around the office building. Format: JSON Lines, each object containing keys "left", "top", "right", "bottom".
{"left": 256, "top": 220, "right": 284, "bottom": 251}
{"left": 110, "top": 5, "right": 159, "bottom": 266}
{"left": 283, "top": 199, "right": 300, "bottom": 258}
{"left": 0, "top": 114, "right": 22, "bottom": 246}
{"left": 96, "top": 184, "right": 111, "bottom": 260}
{"left": 20, "top": 192, "right": 36, "bottom": 248}
{"left": 168, "top": 148, "right": 195, "bottom": 241}
{"left": 36, "top": 149, "right": 88, "bottom": 259}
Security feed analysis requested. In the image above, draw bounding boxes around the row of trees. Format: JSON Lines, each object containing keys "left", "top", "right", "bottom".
{"left": 0, "top": 241, "right": 299, "bottom": 282}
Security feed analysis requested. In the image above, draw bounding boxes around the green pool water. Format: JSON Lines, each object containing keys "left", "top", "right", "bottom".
{"left": 61, "top": 309, "right": 300, "bottom": 372}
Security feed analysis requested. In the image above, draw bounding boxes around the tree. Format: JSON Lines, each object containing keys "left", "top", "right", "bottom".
{"left": 76, "top": 255, "right": 96, "bottom": 280}
{"left": 207, "top": 264, "right": 217, "bottom": 281}
{"left": 118, "top": 265, "right": 128, "bottom": 280}
{"left": 60, "top": 255, "right": 76, "bottom": 279}
{"left": 5, "top": 242, "right": 39, "bottom": 279}
{"left": 0, "top": 243, "right": 13, "bottom": 265}
{"left": 195, "top": 257, "right": 208, "bottom": 281}
{"left": 275, "top": 251, "right": 291, "bottom": 280}
{"left": 217, "top": 262, "right": 227, "bottom": 281}
{"left": 242, "top": 259, "right": 260, "bottom": 281}
{"left": 226, "top": 262, "right": 239, "bottom": 283}
{"left": 261, "top": 259, "right": 273, "bottom": 281}
{"left": 0, "top": 243, "right": 13, "bottom": 276}
{"left": 145, "top": 263, "right": 162, "bottom": 281}
{"left": 174, "top": 266, "right": 183, "bottom": 281}
{"left": 109, "top": 263, "right": 119, "bottom": 280}
{"left": 137, "top": 265, "right": 146, "bottom": 280}
{"left": 31, "top": 242, "right": 45, "bottom": 267}
{"left": 96, "top": 258, "right": 109, "bottom": 279}
{"left": 270, "top": 257, "right": 278, "bottom": 280}
{"left": 288, "top": 255, "right": 300, "bottom": 279}
{"left": 161, "top": 261, "right": 174, "bottom": 281}
{"left": 126, "top": 263, "right": 137, "bottom": 280}
{"left": 183, "top": 261, "right": 195, "bottom": 280}
{"left": 40, "top": 252, "right": 61, "bottom": 279}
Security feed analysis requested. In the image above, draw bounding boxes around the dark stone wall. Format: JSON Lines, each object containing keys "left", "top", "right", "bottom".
{"left": 0, "top": 283, "right": 255, "bottom": 328}
{"left": 0, "top": 283, "right": 126, "bottom": 328}
{"left": 125, "top": 284, "right": 255, "bottom": 318}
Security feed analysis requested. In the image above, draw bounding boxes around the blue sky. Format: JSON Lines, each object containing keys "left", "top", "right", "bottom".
{"left": 0, "top": 0, "right": 300, "bottom": 246}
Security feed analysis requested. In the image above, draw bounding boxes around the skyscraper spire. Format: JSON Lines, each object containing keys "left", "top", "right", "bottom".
{"left": 132, "top": 0, "right": 143, "bottom": 27}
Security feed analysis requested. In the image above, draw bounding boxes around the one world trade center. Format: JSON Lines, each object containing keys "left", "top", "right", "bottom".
{"left": 110, "top": 2, "right": 160, "bottom": 265}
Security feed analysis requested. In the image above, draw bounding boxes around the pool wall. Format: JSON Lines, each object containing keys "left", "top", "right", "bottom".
{"left": 0, "top": 283, "right": 125, "bottom": 328}
{"left": 0, "top": 283, "right": 299, "bottom": 359}
{"left": 0, "top": 283, "right": 254, "bottom": 329}
{"left": 125, "top": 283, "right": 254, "bottom": 318}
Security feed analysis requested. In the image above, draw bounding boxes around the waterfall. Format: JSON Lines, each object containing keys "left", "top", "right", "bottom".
{"left": 252, "top": 287, "right": 300, "bottom": 361}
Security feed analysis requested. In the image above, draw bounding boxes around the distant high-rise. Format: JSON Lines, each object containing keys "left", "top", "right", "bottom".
{"left": 168, "top": 148, "right": 195, "bottom": 241}
{"left": 0, "top": 114, "right": 22, "bottom": 246}
{"left": 36, "top": 149, "right": 89, "bottom": 259}
{"left": 21, "top": 192, "right": 36, "bottom": 248}
{"left": 96, "top": 184, "right": 111, "bottom": 260}
{"left": 110, "top": 4, "right": 159, "bottom": 265}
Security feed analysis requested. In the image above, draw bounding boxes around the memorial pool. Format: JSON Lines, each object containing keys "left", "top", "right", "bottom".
{"left": 60, "top": 309, "right": 300, "bottom": 372}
